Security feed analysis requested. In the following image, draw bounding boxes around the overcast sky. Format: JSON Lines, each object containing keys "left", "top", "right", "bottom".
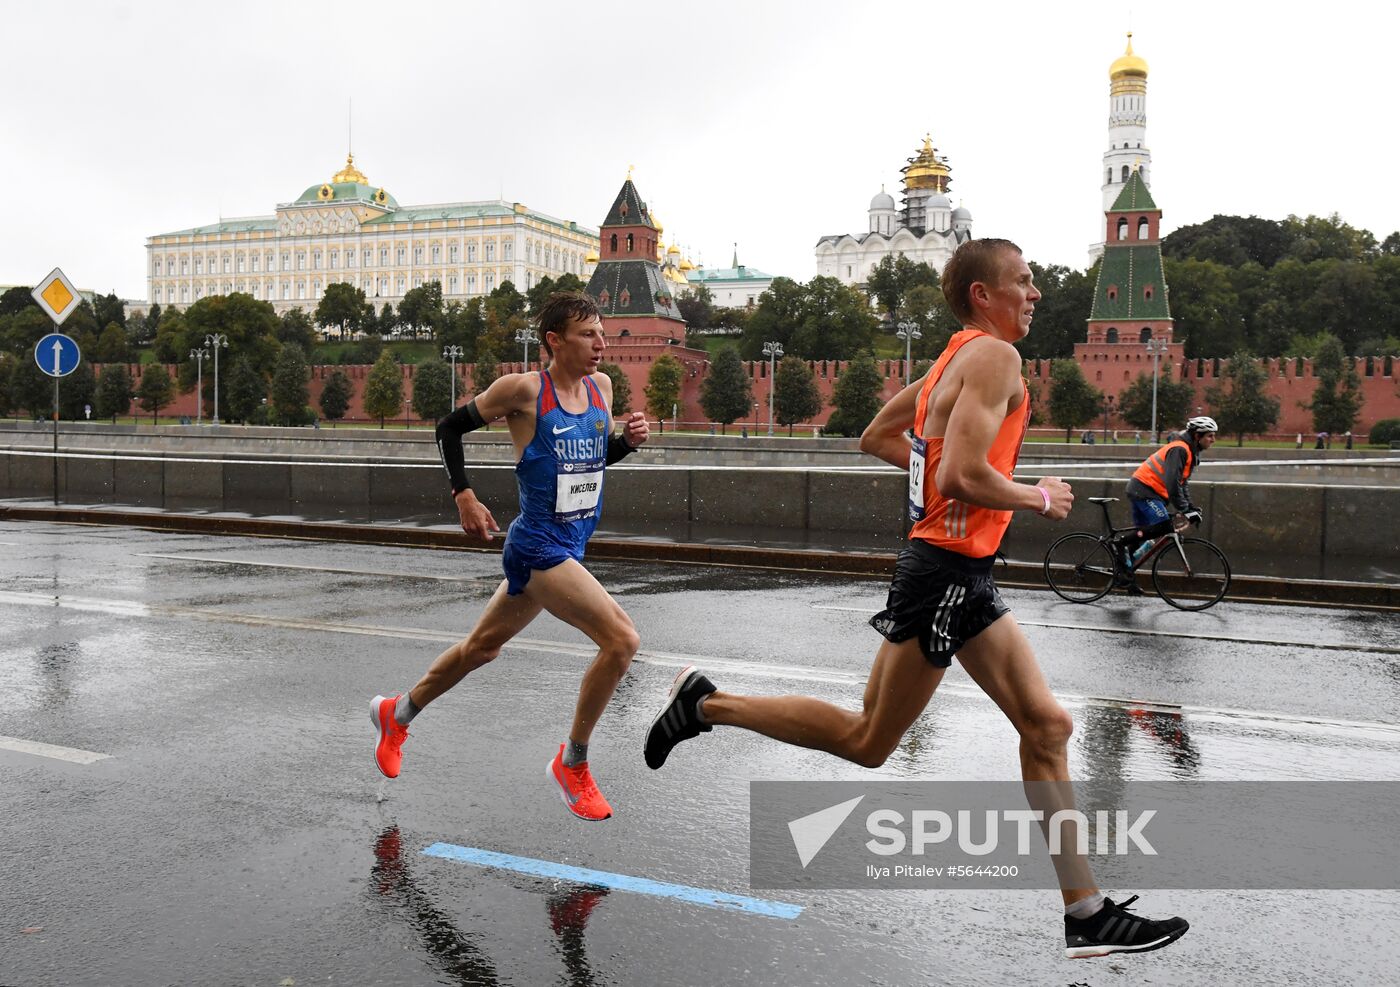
{"left": 2, "top": 0, "right": 1392, "bottom": 301}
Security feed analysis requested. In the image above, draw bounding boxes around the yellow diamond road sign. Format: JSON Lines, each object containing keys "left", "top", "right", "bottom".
{"left": 32, "top": 267, "right": 82, "bottom": 325}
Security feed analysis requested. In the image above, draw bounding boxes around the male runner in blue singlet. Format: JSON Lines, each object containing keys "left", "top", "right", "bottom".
{"left": 369, "top": 291, "right": 648, "bottom": 821}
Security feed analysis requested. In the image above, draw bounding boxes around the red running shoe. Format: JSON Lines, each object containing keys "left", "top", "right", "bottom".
{"left": 370, "top": 694, "right": 409, "bottom": 779}
{"left": 547, "top": 745, "right": 613, "bottom": 821}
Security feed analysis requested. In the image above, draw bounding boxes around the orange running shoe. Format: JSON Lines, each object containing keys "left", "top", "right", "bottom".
{"left": 370, "top": 694, "right": 409, "bottom": 779}
{"left": 547, "top": 744, "right": 613, "bottom": 821}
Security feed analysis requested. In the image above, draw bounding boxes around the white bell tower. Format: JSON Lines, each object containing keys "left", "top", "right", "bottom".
{"left": 1092, "top": 33, "right": 1152, "bottom": 260}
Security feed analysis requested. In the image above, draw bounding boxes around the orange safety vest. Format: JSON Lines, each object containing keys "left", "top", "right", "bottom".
{"left": 1131, "top": 439, "right": 1194, "bottom": 499}
{"left": 908, "top": 329, "right": 1031, "bottom": 558}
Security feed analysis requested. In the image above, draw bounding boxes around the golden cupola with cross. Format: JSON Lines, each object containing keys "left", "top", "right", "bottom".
{"left": 900, "top": 135, "right": 952, "bottom": 195}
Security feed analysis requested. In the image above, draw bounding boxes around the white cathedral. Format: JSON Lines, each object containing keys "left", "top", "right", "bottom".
{"left": 814, "top": 136, "right": 973, "bottom": 286}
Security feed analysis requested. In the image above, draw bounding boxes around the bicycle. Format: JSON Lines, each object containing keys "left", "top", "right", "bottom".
{"left": 1043, "top": 496, "right": 1231, "bottom": 611}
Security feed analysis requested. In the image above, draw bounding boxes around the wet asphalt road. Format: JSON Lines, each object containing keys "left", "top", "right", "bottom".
{"left": 1, "top": 520, "right": 1398, "bottom": 987}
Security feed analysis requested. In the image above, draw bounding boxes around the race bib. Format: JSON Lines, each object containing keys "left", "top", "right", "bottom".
{"left": 555, "top": 467, "right": 603, "bottom": 522}
{"left": 908, "top": 434, "right": 927, "bottom": 522}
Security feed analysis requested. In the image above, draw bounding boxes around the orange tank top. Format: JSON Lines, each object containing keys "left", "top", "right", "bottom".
{"left": 907, "top": 329, "right": 1031, "bottom": 558}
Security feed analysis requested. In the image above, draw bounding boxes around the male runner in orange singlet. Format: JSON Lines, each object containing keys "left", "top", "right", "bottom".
{"left": 644, "top": 239, "right": 1189, "bottom": 959}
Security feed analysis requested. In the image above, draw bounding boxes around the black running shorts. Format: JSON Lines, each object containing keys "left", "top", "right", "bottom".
{"left": 869, "top": 539, "right": 1010, "bottom": 667}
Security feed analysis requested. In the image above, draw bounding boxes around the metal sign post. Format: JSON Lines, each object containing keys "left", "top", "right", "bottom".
{"left": 32, "top": 268, "right": 84, "bottom": 506}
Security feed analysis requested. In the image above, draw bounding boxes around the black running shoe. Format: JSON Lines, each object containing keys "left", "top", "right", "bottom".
{"left": 1064, "top": 894, "right": 1189, "bottom": 959}
{"left": 644, "top": 665, "right": 715, "bottom": 770}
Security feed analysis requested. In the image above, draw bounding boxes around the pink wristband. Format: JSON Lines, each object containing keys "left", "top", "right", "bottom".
{"left": 1036, "top": 486, "right": 1051, "bottom": 515}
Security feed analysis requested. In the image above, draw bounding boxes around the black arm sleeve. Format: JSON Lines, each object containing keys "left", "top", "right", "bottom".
{"left": 435, "top": 400, "right": 488, "bottom": 494}
{"left": 605, "top": 433, "right": 636, "bottom": 466}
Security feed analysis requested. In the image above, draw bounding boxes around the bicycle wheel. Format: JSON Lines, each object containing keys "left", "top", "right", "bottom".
{"left": 1151, "top": 537, "right": 1231, "bottom": 610}
{"left": 1044, "top": 532, "right": 1117, "bottom": 603}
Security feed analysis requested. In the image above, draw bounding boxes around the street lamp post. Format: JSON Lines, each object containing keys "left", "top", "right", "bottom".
{"left": 1102, "top": 393, "right": 1115, "bottom": 443}
{"left": 204, "top": 334, "right": 228, "bottom": 424}
{"left": 516, "top": 327, "right": 539, "bottom": 369}
{"left": 762, "top": 340, "right": 783, "bottom": 437}
{"left": 896, "top": 320, "right": 923, "bottom": 385}
{"left": 443, "top": 345, "right": 464, "bottom": 410}
{"left": 1145, "top": 336, "right": 1169, "bottom": 442}
{"left": 189, "top": 348, "right": 209, "bottom": 425}
{"left": 753, "top": 402, "right": 759, "bottom": 431}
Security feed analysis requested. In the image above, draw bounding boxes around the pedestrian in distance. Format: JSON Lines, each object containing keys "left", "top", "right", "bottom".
{"left": 644, "top": 238, "right": 1188, "bottom": 959}
{"left": 370, "top": 291, "right": 649, "bottom": 822}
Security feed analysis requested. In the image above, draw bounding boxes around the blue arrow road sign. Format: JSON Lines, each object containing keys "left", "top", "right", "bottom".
{"left": 35, "top": 333, "right": 81, "bottom": 378}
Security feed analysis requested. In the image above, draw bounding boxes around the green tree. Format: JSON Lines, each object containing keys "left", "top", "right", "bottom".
{"left": 644, "top": 353, "right": 684, "bottom": 426}
{"left": 1206, "top": 351, "right": 1281, "bottom": 445}
{"left": 411, "top": 357, "right": 454, "bottom": 420}
{"left": 363, "top": 350, "right": 404, "bottom": 428}
{"left": 901, "top": 284, "right": 960, "bottom": 359}
{"left": 1163, "top": 258, "right": 1247, "bottom": 358}
{"left": 59, "top": 360, "right": 97, "bottom": 420}
{"left": 94, "top": 364, "right": 133, "bottom": 422}
{"left": 1116, "top": 371, "right": 1196, "bottom": 436}
{"left": 0, "top": 353, "right": 15, "bottom": 415}
{"left": 91, "top": 291, "right": 126, "bottom": 330}
{"left": 93, "top": 322, "right": 130, "bottom": 363}
{"left": 485, "top": 280, "right": 526, "bottom": 325}
{"left": 864, "top": 254, "right": 939, "bottom": 319}
{"left": 133, "top": 302, "right": 161, "bottom": 344}
{"left": 1017, "top": 262, "right": 1097, "bottom": 360}
{"left": 676, "top": 283, "right": 715, "bottom": 330}
{"left": 315, "top": 283, "right": 367, "bottom": 340}
{"left": 269, "top": 344, "right": 311, "bottom": 425}
{"left": 1283, "top": 213, "right": 1378, "bottom": 263}
{"left": 10, "top": 358, "right": 54, "bottom": 418}
{"left": 151, "top": 307, "right": 188, "bottom": 364}
{"left": 398, "top": 281, "right": 444, "bottom": 337}
{"left": 790, "top": 277, "right": 878, "bottom": 359}
{"left": 824, "top": 356, "right": 885, "bottom": 437}
{"left": 774, "top": 355, "right": 823, "bottom": 435}
{"left": 740, "top": 277, "right": 805, "bottom": 358}
{"left": 1308, "top": 334, "right": 1364, "bottom": 435}
{"left": 441, "top": 297, "right": 485, "bottom": 359}
{"left": 223, "top": 356, "right": 266, "bottom": 424}
{"left": 599, "top": 362, "right": 632, "bottom": 416}
{"left": 700, "top": 346, "right": 752, "bottom": 433}
{"left": 278, "top": 308, "right": 318, "bottom": 353}
{"left": 1048, "top": 359, "right": 1103, "bottom": 441}
{"left": 182, "top": 293, "right": 281, "bottom": 379}
{"left": 525, "top": 273, "right": 587, "bottom": 315}
{"left": 136, "top": 365, "right": 174, "bottom": 423}
{"left": 318, "top": 368, "right": 352, "bottom": 423}
{"left": 4, "top": 308, "right": 52, "bottom": 356}
{"left": 1163, "top": 215, "right": 1294, "bottom": 268}
{"left": 472, "top": 336, "right": 500, "bottom": 394}
{"left": 0, "top": 286, "right": 36, "bottom": 319}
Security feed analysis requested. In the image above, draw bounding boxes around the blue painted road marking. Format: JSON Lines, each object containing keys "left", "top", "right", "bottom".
{"left": 421, "top": 842, "right": 804, "bottom": 920}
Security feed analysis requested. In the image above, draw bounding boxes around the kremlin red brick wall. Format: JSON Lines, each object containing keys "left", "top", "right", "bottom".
{"left": 103, "top": 349, "right": 1399, "bottom": 439}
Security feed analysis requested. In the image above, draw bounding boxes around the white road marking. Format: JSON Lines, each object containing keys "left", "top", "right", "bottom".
{"left": 810, "top": 603, "right": 1400, "bottom": 655}
{"left": 0, "top": 588, "right": 1396, "bottom": 740}
{"left": 0, "top": 735, "right": 110, "bottom": 764}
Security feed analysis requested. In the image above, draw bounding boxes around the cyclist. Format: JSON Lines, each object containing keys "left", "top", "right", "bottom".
{"left": 1116, "top": 416, "right": 1217, "bottom": 572}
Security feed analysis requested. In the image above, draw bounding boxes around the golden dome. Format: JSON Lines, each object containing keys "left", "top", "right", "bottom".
{"left": 332, "top": 152, "right": 368, "bottom": 185}
{"left": 1110, "top": 33, "right": 1148, "bottom": 79}
{"left": 678, "top": 256, "right": 695, "bottom": 272}
{"left": 585, "top": 248, "right": 599, "bottom": 264}
{"left": 667, "top": 243, "right": 680, "bottom": 255}
{"left": 901, "top": 135, "right": 952, "bottom": 193}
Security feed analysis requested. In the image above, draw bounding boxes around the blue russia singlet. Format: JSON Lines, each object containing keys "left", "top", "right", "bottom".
{"left": 511, "top": 370, "right": 611, "bottom": 549}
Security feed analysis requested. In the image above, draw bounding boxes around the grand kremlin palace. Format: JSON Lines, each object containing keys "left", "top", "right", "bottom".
{"left": 145, "top": 155, "right": 599, "bottom": 314}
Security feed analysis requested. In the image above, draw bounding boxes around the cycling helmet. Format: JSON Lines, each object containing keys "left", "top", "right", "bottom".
{"left": 1185, "top": 416, "right": 1218, "bottom": 434}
